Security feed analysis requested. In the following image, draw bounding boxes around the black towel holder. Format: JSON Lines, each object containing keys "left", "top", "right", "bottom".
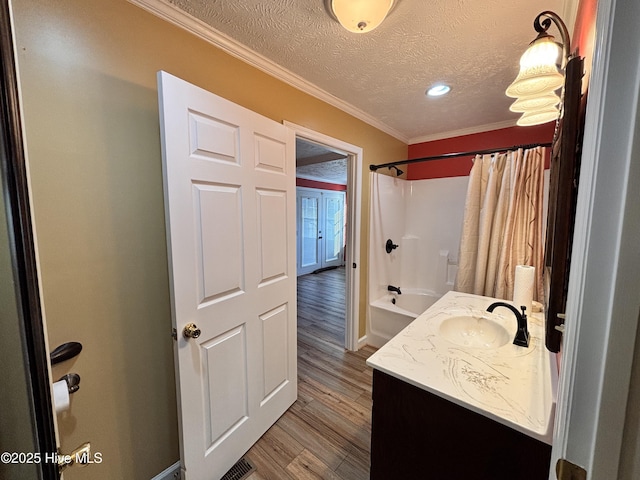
{"left": 50, "top": 342, "right": 83, "bottom": 365}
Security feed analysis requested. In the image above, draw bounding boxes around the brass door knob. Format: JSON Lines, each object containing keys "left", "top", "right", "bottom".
{"left": 183, "top": 323, "right": 201, "bottom": 339}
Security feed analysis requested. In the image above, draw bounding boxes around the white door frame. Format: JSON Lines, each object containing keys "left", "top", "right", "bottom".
{"left": 550, "top": 0, "right": 640, "bottom": 477}
{"left": 285, "top": 121, "right": 362, "bottom": 352}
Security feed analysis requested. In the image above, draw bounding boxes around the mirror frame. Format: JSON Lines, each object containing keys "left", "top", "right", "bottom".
{"left": 544, "top": 55, "right": 587, "bottom": 353}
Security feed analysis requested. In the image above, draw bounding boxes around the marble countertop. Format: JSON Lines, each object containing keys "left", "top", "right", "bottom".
{"left": 366, "top": 290, "right": 557, "bottom": 444}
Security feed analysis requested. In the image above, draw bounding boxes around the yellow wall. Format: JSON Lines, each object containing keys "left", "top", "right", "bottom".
{"left": 12, "top": 0, "right": 405, "bottom": 477}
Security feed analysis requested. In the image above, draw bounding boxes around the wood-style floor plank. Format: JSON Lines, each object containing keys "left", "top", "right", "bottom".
{"left": 257, "top": 424, "right": 305, "bottom": 470}
{"left": 276, "top": 411, "right": 347, "bottom": 471}
{"left": 247, "top": 443, "right": 297, "bottom": 480}
{"left": 245, "top": 267, "right": 375, "bottom": 480}
{"left": 335, "top": 451, "right": 370, "bottom": 480}
{"left": 285, "top": 449, "right": 344, "bottom": 480}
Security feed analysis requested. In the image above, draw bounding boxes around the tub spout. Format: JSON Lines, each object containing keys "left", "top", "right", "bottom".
{"left": 486, "top": 302, "right": 530, "bottom": 347}
{"left": 387, "top": 285, "right": 402, "bottom": 295}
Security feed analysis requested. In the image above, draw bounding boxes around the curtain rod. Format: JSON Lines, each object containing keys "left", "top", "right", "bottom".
{"left": 369, "top": 142, "right": 553, "bottom": 172}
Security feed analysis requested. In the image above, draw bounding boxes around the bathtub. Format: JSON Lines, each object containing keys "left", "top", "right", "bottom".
{"left": 368, "top": 289, "right": 441, "bottom": 348}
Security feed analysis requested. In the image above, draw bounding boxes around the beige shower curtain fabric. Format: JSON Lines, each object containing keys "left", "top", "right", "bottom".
{"left": 455, "top": 147, "right": 545, "bottom": 302}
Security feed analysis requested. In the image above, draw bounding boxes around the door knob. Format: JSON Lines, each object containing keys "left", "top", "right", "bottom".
{"left": 183, "top": 323, "right": 201, "bottom": 339}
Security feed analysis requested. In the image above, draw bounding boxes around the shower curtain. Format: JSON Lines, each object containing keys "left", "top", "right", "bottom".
{"left": 454, "top": 146, "right": 545, "bottom": 302}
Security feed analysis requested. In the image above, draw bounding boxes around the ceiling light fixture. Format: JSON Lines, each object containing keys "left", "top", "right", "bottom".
{"left": 329, "top": 0, "right": 395, "bottom": 33}
{"left": 426, "top": 84, "right": 451, "bottom": 97}
{"left": 506, "top": 11, "right": 571, "bottom": 126}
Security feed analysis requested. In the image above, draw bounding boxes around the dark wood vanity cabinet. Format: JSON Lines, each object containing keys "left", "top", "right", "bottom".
{"left": 370, "top": 369, "right": 552, "bottom": 479}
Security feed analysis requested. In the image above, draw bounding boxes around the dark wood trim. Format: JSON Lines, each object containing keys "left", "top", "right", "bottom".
{"left": 0, "top": 1, "right": 58, "bottom": 478}
{"left": 545, "top": 56, "right": 586, "bottom": 353}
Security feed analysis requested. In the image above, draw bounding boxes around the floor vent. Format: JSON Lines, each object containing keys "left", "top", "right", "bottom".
{"left": 220, "top": 457, "right": 256, "bottom": 480}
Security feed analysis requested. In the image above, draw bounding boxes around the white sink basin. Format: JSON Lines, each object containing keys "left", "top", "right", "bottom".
{"left": 438, "top": 315, "right": 510, "bottom": 349}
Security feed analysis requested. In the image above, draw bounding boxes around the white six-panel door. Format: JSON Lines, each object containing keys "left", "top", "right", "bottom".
{"left": 157, "top": 71, "right": 297, "bottom": 479}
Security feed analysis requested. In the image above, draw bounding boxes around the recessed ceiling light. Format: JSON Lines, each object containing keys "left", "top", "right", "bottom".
{"left": 426, "top": 84, "right": 451, "bottom": 97}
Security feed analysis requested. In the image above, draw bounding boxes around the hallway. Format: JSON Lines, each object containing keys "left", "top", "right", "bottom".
{"left": 297, "top": 267, "right": 346, "bottom": 349}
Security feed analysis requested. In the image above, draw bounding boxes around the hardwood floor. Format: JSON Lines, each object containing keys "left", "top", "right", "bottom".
{"left": 297, "top": 267, "right": 346, "bottom": 348}
{"left": 245, "top": 267, "right": 376, "bottom": 480}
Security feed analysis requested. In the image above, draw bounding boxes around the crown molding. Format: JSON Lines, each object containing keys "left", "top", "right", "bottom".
{"left": 408, "top": 119, "right": 519, "bottom": 145}
{"left": 128, "top": 0, "right": 409, "bottom": 143}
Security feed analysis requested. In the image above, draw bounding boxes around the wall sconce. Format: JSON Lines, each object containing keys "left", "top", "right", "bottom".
{"left": 329, "top": 0, "right": 395, "bottom": 33}
{"left": 506, "top": 11, "right": 572, "bottom": 126}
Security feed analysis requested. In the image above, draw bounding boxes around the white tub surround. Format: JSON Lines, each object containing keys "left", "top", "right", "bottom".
{"left": 367, "top": 290, "right": 557, "bottom": 444}
{"left": 367, "top": 174, "right": 466, "bottom": 345}
{"left": 368, "top": 289, "right": 440, "bottom": 347}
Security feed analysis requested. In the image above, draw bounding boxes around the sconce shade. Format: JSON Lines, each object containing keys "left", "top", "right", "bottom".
{"left": 509, "top": 92, "right": 561, "bottom": 113}
{"left": 516, "top": 106, "right": 560, "bottom": 126}
{"left": 507, "top": 11, "right": 570, "bottom": 127}
{"left": 331, "top": 0, "right": 394, "bottom": 33}
{"left": 505, "top": 35, "right": 564, "bottom": 98}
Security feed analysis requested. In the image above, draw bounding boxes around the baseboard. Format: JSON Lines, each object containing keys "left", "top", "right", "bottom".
{"left": 357, "top": 335, "right": 369, "bottom": 349}
{"left": 151, "top": 461, "right": 181, "bottom": 480}
{"left": 364, "top": 332, "right": 388, "bottom": 349}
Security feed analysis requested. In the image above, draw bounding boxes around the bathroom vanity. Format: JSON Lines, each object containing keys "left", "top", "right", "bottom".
{"left": 366, "top": 291, "right": 557, "bottom": 479}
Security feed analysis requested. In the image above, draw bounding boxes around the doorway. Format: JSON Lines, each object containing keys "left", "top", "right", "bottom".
{"left": 296, "top": 138, "right": 347, "bottom": 349}
{"left": 288, "top": 123, "right": 363, "bottom": 351}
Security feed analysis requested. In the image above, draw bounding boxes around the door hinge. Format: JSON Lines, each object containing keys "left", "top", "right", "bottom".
{"left": 556, "top": 458, "right": 587, "bottom": 480}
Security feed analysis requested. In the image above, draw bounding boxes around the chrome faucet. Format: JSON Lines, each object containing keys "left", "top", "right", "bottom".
{"left": 387, "top": 285, "right": 402, "bottom": 295}
{"left": 486, "top": 302, "right": 530, "bottom": 348}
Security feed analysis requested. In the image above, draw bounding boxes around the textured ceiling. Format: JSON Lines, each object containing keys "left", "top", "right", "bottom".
{"left": 296, "top": 138, "right": 347, "bottom": 184}
{"left": 297, "top": 158, "right": 347, "bottom": 184}
{"left": 156, "top": 0, "right": 569, "bottom": 143}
